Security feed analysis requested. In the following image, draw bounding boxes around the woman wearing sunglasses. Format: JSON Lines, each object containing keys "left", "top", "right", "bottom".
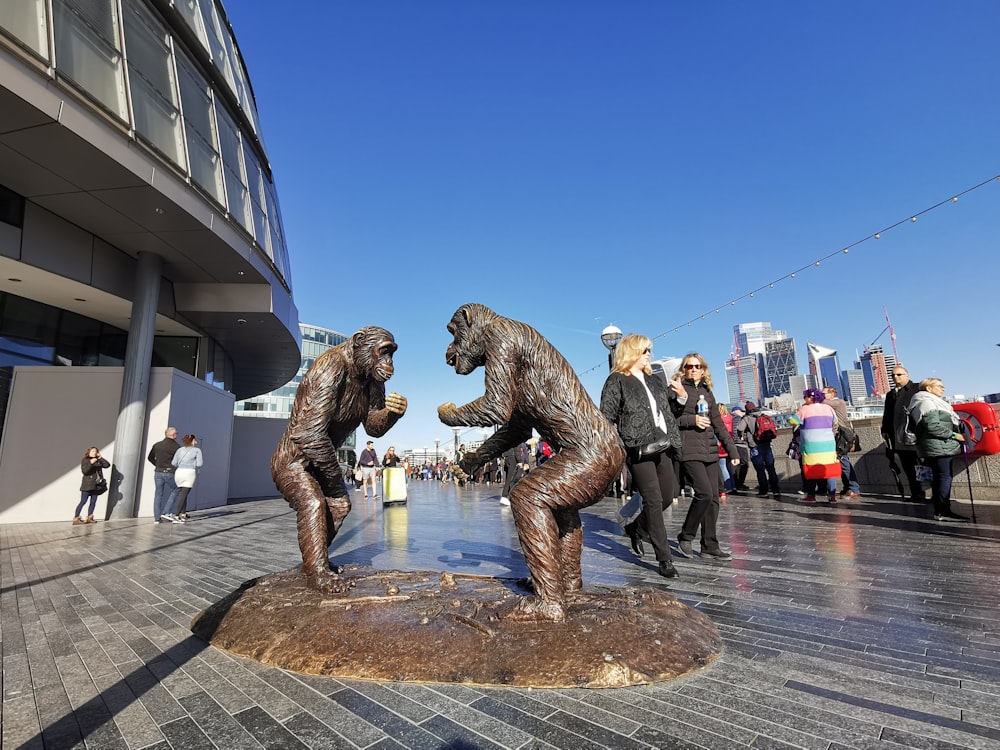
{"left": 669, "top": 353, "right": 739, "bottom": 561}
{"left": 600, "top": 334, "right": 681, "bottom": 578}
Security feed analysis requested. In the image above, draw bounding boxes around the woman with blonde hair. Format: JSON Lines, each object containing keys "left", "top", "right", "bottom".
{"left": 910, "top": 378, "right": 968, "bottom": 522}
{"left": 669, "top": 353, "right": 739, "bottom": 560}
{"left": 600, "top": 334, "right": 682, "bottom": 578}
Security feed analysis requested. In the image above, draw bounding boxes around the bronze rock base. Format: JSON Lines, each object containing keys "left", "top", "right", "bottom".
{"left": 190, "top": 567, "right": 722, "bottom": 688}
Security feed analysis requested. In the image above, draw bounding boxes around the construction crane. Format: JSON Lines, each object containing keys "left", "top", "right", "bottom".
{"left": 865, "top": 307, "right": 899, "bottom": 397}
{"left": 867, "top": 307, "right": 900, "bottom": 362}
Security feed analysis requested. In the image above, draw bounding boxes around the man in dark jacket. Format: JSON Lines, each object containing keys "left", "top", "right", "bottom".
{"left": 147, "top": 427, "right": 180, "bottom": 523}
{"left": 880, "top": 365, "right": 924, "bottom": 502}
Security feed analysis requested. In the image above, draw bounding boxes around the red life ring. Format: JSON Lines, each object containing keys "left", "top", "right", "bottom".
{"left": 953, "top": 402, "right": 1000, "bottom": 457}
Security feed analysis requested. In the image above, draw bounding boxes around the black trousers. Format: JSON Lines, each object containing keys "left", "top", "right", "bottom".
{"left": 501, "top": 454, "right": 523, "bottom": 497}
{"left": 896, "top": 448, "right": 925, "bottom": 500}
{"left": 679, "top": 460, "right": 722, "bottom": 550}
{"left": 628, "top": 452, "right": 677, "bottom": 562}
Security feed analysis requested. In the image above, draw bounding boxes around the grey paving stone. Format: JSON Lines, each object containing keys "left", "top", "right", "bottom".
{"left": 1, "top": 694, "right": 45, "bottom": 750}
{"left": 178, "top": 690, "right": 264, "bottom": 749}
{"left": 469, "top": 694, "right": 624, "bottom": 750}
{"left": 282, "top": 711, "right": 357, "bottom": 750}
{"left": 159, "top": 715, "right": 217, "bottom": 749}
{"left": 418, "top": 714, "right": 511, "bottom": 749}
{"left": 232, "top": 705, "right": 307, "bottom": 748}
{"left": 92, "top": 668, "right": 165, "bottom": 750}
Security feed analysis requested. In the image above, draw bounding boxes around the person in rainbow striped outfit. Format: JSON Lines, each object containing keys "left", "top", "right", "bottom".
{"left": 792, "top": 388, "right": 840, "bottom": 504}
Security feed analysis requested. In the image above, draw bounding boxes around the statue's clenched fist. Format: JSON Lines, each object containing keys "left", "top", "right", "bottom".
{"left": 437, "top": 402, "right": 460, "bottom": 426}
{"left": 386, "top": 391, "right": 407, "bottom": 415}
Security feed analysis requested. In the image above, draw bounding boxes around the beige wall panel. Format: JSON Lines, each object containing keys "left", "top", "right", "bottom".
{"left": 228, "top": 415, "right": 286, "bottom": 500}
{"left": 0, "top": 367, "right": 121, "bottom": 523}
{"left": 156, "top": 370, "right": 234, "bottom": 513}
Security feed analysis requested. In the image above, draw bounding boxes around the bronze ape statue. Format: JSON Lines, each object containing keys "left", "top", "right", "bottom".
{"left": 438, "top": 303, "right": 625, "bottom": 622}
{"left": 272, "top": 326, "right": 406, "bottom": 591}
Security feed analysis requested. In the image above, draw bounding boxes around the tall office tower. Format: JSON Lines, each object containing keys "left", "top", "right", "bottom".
{"left": 789, "top": 373, "right": 821, "bottom": 399}
{"left": 732, "top": 322, "right": 786, "bottom": 399}
{"left": 734, "top": 322, "right": 787, "bottom": 357}
{"left": 844, "top": 368, "right": 868, "bottom": 405}
{"left": 764, "top": 337, "right": 798, "bottom": 397}
{"left": 859, "top": 345, "right": 892, "bottom": 396}
{"left": 725, "top": 355, "right": 763, "bottom": 405}
{"left": 650, "top": 356, "right": 684, "bottom": 387}
{"left": 807, "top": 342, "right": 841, "bottom": 389}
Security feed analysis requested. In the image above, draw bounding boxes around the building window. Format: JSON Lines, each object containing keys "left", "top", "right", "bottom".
{"left": 217, "top": 107, "right": 250, "bottom": 230}
{"left": 243, "top": 143, "right": 267, "bottom": 247}
{"left": 0, "top": 0, "right": 49, "bottom": 59}
{"left": 173, "top": 0, "right": 210, "bottom": 56}
{"left": 177, "top": 53, "right": 224, "bottom": 205}
{"left": 0, "top": 184, "right": 25, "bottom": 228}
{"left": 122, "top": 2, "right": 185, "bottom": 167}
{"left": 52, "top": 0, "right": 128, "bottom": 120}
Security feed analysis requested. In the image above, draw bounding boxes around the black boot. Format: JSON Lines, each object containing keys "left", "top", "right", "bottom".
{"left": 624, "top": 521, "right": 644, "bottom": 557}
{"left": 658, "top": 559, "right": 679, "bottom": 578}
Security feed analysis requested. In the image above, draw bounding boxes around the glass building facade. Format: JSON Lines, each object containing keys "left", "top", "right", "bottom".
{"left": 0, "top": 0, "right": 300, "bottom": 398}
{"left": 764, "top": 337, "right": 798, "bottom": 398}
{"left": 0, "top": 0, "right": 302, "bottom": 520}
{"left": 236, "top": 324, "right": 349, "bottom": 420}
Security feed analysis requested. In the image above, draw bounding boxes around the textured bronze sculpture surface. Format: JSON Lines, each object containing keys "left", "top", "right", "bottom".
{"left": 438, "top": 303, "right": 627, "bottom": 622}
{"left": 191, "top": 566, "right": 723, "bottom": 688}
{"left": 271, "top": 326, "right": 406, "bottom": 591}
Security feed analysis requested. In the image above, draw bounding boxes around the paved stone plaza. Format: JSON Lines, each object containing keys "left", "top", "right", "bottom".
{"left": 3, "top": 481, "right": 1000, "bottom": 749}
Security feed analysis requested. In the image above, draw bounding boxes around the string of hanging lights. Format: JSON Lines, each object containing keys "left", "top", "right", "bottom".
{"left": 576, "top": 173, "right": 1000, "bottom": 377}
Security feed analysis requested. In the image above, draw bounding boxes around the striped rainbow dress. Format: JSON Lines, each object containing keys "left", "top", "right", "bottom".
{"left": 795, "top": 403, "right": 840, "bottom": 479}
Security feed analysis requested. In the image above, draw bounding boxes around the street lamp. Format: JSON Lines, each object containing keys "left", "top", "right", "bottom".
{"left": 451, "top": 426, "right": 461, "bottom": 459}
{"left": 601, "top": 324, "right": 622, "bottom": 371}
{"left": 434, "top": 438, "right": 440, "bottom": 461}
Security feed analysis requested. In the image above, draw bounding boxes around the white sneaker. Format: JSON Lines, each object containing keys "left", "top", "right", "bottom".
{"left": 162, "top": 513, "right": 174, "bottom": 521}
{"left": 500, "top": 496, "right": 510, "bottom": 506}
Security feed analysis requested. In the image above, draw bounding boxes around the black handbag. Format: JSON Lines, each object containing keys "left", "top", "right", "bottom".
{"left": 95, "top": 476, "right": 108, "bottom": 495}
{"left": 637, "top": 438, "right": 672, "bottom": 458}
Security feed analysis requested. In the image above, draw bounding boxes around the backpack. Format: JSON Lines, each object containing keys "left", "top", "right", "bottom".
{"left": 753, "top": 413, "right": 778, "bottom": 443}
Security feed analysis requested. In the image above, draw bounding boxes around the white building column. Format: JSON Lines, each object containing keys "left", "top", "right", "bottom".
{"left": 108, "top": 252, "right": 161, "bottom": 519}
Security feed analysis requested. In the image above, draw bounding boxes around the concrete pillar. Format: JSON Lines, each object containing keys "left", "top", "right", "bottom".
{"left": 107, "top": 252, "right": 161, "bottom": 519}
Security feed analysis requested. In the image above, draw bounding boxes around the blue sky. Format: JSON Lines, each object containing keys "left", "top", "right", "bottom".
{"left": 226, "top": 1, "right": 1000, "bottom": 454}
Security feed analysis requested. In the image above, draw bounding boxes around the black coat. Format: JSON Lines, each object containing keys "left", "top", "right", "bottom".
{"left": 600, "top": 371, "right": 681, "bottom": 458}
{"left": 80, "top": 456, "right": 109, "bottom": 492}
{"left": 670, "top": 378, "right": 738, "bottom": 464}
{"left": 881, "top": 381, "right": 919, "bottom": 448}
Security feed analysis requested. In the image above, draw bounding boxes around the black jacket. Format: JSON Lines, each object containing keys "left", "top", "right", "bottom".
{"left": 600, "top": 371, "right": 681, "bottom": 458}
{"left": 881, "top": 381, "right": 919, "bottom": 449}
{"left": 148, "top": 438, "right": 179, "bottom": 471}
{"left": 80, "top": 456, "right": 110, "bottom": 492}
{"left": 670, "top": 378, "right": 738, "bottom": 464}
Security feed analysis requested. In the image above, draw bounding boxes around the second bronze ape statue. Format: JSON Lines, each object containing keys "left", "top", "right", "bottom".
{"left": 439, "top": 303, "right": 626, "bottom": 622}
